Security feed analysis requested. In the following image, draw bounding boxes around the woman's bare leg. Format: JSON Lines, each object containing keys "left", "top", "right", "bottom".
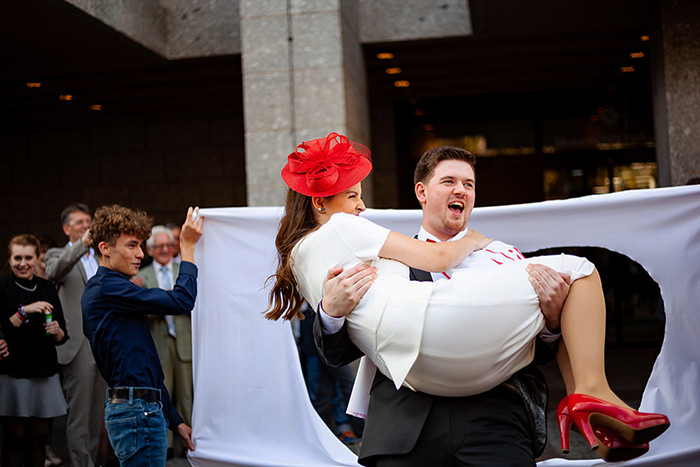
{"left": 557, "top": 268, "right": 630, "bottom": 409}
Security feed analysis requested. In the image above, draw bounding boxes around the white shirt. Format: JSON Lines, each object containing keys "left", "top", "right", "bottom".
{"left": 155, "top": 260, "right": 175, "bottom": 290}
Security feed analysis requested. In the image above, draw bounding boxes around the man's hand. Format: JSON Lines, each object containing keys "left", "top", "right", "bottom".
{"left": 130, "top": 276, "right": 144, "bottom": 287}
{"left": 0, "top": 339, "right": 9, "bottom": 358}
{"left": 177, "top": 423, "right": 195, "bottom": 452}
{"left": 526, "top": 263, "right": 571, "bottom": 333}
{"left": 463, "top": 229, "right": 493, "bottom": 251}
{"left": 180, "top": 206, "right": 203, "bottom": 263}
{"left": 321, "top": 264, "right": 377, "bottom": 318}
{"left": 81, "top": 229, "right": 93, "bottom": 247}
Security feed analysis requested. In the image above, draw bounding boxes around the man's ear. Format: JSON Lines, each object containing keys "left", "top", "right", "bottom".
{"left": 98, "top": 241, "right": 110, "bottom": 258}
{"left": 415, "top": 182, "right": 427, "bottom": 206}
{"left": 62, "top": 224, "right": 70, "bottom": 237}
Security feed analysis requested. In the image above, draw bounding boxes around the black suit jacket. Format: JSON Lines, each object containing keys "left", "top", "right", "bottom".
{"left": 313, "top": 266, "right": 555, "bottom": 463}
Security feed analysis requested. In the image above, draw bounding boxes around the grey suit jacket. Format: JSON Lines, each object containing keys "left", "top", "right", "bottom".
{"left": 136, "top": 262, "right": 192, "bottom": 362}
{"left": 45, "top": 242, "right": 98, "bottom": 365}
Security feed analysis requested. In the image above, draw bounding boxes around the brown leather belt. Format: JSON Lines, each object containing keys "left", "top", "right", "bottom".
{"left": 108, "top": 387, "right": 160, "bottom": 404}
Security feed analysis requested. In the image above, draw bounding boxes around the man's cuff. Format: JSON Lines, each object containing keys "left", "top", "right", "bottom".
{"left": 317, "top": 300, "right": 345, "bottom": 335}
{"left": 539, "top": 325, "right": 561, "bottom": 344}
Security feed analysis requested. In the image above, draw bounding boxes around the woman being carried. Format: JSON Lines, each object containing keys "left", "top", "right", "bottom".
{"left": 266, "top": 133, "right": 669, "bottom": 461}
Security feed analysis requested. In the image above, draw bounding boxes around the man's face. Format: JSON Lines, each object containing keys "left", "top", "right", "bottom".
{"left": 170, "top": 226, "right": 181, "bottom": 258}
{"left": 415, "top": 159, "right": 476, "bottom": 241}
{"left": 148, "top": 232, "right": 173, "bottom": 267}
{"left": 63, "top": 211, "right": 91, "bottom": 243}
{"left": 101, "top": 234, "right": 144, "bottom": 276}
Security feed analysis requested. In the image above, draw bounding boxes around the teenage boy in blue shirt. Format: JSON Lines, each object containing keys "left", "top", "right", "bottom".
{"left": 82, "top": 204, "right": 202, "bottom": 466}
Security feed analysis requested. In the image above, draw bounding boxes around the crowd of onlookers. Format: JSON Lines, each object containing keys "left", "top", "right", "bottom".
{"left": 0, "top": 203, "right": 187, "bottom": 467}
{"left": 1, "top": 203, "right": 361, "bottom": 467}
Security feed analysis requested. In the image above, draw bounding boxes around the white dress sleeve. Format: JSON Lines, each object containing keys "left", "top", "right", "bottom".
{"left": 326, "top": 213, "right": 391, "bottom": 261}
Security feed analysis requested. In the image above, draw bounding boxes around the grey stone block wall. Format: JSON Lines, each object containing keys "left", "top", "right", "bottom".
{"left": 241, "top": 0, "right": 372, "bottom": 206}
{"left": 659, "top": 0, "right": 700, "bottom": 185}
{"left": 64, "top": 0, "right": 167, "bottom": 55}
{"left": 64, "top": 0, "right": 241, "bottom": 58}
{"left": 358, "top": 0, "right": 472, "bottom": 42}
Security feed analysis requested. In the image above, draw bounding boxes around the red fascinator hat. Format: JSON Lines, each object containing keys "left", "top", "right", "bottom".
{"left": 282, "top": 132, "right": 372, "bottom": 197}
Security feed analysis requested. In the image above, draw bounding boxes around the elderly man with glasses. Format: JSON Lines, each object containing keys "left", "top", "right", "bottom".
{"left": 135, "top": 225, "right": 194, "bottom": 460}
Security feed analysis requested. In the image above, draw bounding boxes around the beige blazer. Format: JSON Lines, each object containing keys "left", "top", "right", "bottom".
{"left": 136, "top": 261, "right": 192, "bottom": 362}
{"left": 45, "top": 242, "right": 98, "bottom": 365}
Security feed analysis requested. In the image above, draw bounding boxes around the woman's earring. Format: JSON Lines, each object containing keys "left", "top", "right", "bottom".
{"left": 318, "top": 207, "right": 325, "bottom": 213}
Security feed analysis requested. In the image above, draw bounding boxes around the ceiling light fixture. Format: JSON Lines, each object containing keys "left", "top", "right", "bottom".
{"left": 376, "top": 52, "right": 394, "bottom": 60}
{"left": 90, "top": 104, "right": 103, "bottom": 111}
{"left": 26, "top": 82, "right": 41, "bottom": 88}
{"left": 394, "top": 80, "right": 410, "bottom": 87}
{"left": 621, "top": 66, "right": 635, "bottom": 73}
{"left": 58, "top": 94, "right": 73, "bottom": 101}
{"left": 630, "top": 52, "right": 644, "bottom": 59}
{"left": 385, "top": 67, "right": 402, "bottom": 75}
{"left": 641, "top": 35, "right": 650, "bottom": 41}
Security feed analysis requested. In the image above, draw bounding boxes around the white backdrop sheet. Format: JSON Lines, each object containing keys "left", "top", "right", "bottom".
{"left": 188, "top": 185, "right": 700, "bottom": 467}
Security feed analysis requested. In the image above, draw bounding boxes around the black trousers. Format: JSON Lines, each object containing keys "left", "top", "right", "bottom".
{"left": 370, "top": 386, "right": 535, "bottom": 467}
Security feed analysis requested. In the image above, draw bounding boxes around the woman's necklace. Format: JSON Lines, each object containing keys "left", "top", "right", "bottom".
{"left": 14, "top": 281, "right": 37, "bottom": 292}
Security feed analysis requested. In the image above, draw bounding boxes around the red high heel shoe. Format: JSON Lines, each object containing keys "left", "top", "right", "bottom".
{"left": 568, "top": 393, "right": 670, "bottom": 445}
{"left": 557, "top": 397, "right": 573, "bottom": 453}
{"left": 557, "top": 396, "right": 651, "bottom": 462}
{"left": 595, "top": 425, "right": 650, "bottom": 462}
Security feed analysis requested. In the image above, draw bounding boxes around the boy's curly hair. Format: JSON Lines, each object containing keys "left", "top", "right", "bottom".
{"left": 89, "top": 205, "right": 153, "bottom": 250}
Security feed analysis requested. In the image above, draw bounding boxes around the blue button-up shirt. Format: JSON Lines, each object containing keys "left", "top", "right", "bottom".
{"left": 82, "top": 261, "right": 198, "bottom": 430}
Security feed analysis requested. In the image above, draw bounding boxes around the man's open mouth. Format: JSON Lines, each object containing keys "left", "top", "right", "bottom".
{"left": 448, "top": 201, "right": 464, "bottom": 213}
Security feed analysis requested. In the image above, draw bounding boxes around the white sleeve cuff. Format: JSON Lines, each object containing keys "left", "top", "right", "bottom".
{"left": 539, "top": 326, "right": 562, "bottom": 344}
{"left": 317, "top": 301, "right": 346, "bottom": 335}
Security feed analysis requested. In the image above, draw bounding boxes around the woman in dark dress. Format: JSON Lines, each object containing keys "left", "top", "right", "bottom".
{"left": 0, "top": 234, "right": 68, "bottom": 467}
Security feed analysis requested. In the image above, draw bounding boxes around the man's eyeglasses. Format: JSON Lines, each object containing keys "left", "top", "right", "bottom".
{"left": 153, "top": 244, "right": 172, "bottom": 251}
{"left": 68, "top": 219, "right": 91, "bottom": 227}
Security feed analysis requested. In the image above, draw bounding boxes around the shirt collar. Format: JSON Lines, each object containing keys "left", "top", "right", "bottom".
{"left": 417, "top": 226, "right": 468, "bottom": 243}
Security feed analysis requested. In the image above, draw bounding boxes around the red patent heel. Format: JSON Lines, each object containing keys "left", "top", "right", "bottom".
{"left": 568, "top": 393, "right": 670, "bottom": 445}
{"left": 594, "top": 426, "right": 650, "bottom": 462}
{"left": 560, "top": 395, "right": 652, "bottom": 461}
{"left": 556, "top": 397, "right": 572, "bottom": 453}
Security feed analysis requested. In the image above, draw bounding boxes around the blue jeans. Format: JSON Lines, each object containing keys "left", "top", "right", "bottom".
{"left": 104, "top": 388, "right": 168, "bottom": 467}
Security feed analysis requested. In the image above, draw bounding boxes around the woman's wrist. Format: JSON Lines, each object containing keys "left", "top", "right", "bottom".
{"left": 10, "top": 312, "right": 25, "bottom": 327}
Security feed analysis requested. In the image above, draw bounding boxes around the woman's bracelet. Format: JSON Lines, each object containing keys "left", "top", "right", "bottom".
{"left": 17, "top": 305, "right": 29, "bottom": 321}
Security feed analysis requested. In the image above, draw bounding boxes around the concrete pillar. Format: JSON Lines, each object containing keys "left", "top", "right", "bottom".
{"left": 240, "top": 0, "right": 370, "bottom": 206}
{"left": 653, "top": 0, "right": 700, "bottom": 186}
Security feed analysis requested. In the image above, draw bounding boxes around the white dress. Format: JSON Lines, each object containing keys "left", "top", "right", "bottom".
{"left": 291, "top": 213, "right": 594, "bottom": 397}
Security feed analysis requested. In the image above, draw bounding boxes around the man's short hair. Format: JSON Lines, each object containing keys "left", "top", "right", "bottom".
{"left": 90, "top": 205, "right": 153, "bottom": 249}
{"left": 147, "top": 225, "right": 175, "bottom": 249}
{"left": 8, "top": 234, "right": 41, "bottom": 258}
{"left": 413, "top": 146, "right": 477, "bottom": 186}
{"left": 60, "top": 203, "right": 91, "bottom": 225}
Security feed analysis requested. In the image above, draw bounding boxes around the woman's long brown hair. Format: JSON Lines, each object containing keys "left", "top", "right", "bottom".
{"left": 265, "top": 189, "right": 318, "bottom": 320}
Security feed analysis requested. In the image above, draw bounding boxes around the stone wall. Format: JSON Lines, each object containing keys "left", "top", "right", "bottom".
{"left": 659, "top": 0, "right": 700, "bottom": 185}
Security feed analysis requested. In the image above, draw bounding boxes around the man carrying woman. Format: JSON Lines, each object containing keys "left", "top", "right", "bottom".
{"left": 266, "top": 133, "right": 669, "bottom": 465}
